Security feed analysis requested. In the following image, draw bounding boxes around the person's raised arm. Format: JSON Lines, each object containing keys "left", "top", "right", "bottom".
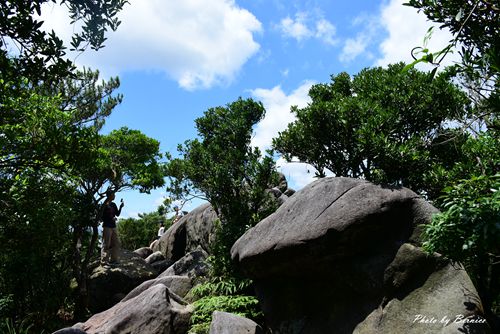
{"left": 117, "top": 199, "right": 124, "bottom": 216}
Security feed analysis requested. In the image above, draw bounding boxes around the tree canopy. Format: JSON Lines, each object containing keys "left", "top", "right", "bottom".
{"left": 406, "top": 0, "right": 500, "bottom": 323}
{"left": 273, "top": 63, "right": 469, "bottom": 197}
{"left": 166, "top": 98, "right": 278, "bottom": 277}
{"left": 0, "top": 0, "right": 128, "bottom": 82}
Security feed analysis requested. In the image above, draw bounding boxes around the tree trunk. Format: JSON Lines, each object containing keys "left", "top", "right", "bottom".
{"left": 73, "top": 219, "right": 100, "bottom": 320}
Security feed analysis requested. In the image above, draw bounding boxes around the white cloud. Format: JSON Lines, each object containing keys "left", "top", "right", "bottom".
{"left": 340, "top": 35, "right": 369, "bottom": 63}
{"left": 376, "top": 0, "right": 458, "bottom": 69}
{"left": 250, "top": 81, "right": 313, "bottom": 153}
{"left": 277, "top": 158, "right": 318, "bottom": 189}
{"left": 339, "top": 14, "right": 379, "bottom": 63}
{"left": 278, "top": 12, "right": 338, "bottom": 45}
{"left": 250, "top": 82, "right": 324, "bottom": 190}
{"left": 315, "top": 19, "right": 337, "bottom": 46}
{"left": 40, "top": 0, "right": 262, "bottom": 90}
{"left": 279, "top": 13, "right": 312, "bottom": 41}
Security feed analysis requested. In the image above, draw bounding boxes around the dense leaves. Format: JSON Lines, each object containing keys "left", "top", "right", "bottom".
{"left": 273, "top": 63, "right": 469, "bottom": 197}
{"left": 406, "top": 0, "right": 500, "bottom": 324}
{"left": 118, "top": 210, "right": 172, "bottom": 251}
{"left": 166, "top": 98, "right": 279, "bottom": 277}
{"left": 405, "top": 0, "right": 499, "bottom": 75}
{"left": 0, "top": 170, "right": 75, "bottom": 330}
{"left": 188, "top": 278, "right": 261, "bottom": 334}
{"left": 0, "top": 0, "right": 128, "bottom": 83}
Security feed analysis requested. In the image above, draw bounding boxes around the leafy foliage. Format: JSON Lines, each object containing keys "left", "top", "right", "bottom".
{"left": 424, "top": 174, "right": 499, "bottom": 268}
{"left": 405, "top": 0, "right": 499, "bottom": 76}
{"left": 0, "top": 0, "right": 140, "bottom": 330}
{"left": 187, "top": 277, "right": 261, "bottom": 334}
{"left": 406, "top": 1, "right": 500, "bottom": 324}
{"left": 0, "top": 0, "right": 128, "bottom": 82}
{"left": 118, "top": 211, "right": 172, "bottom": 250}
{"left": 166, "top": 98, "right": 279, "bottom": 277}
{"left": 423, "top": 133, "right": 500, "bottom": 316}
{"left": 404, "top": 1, "right": 499, "bottom": 130}
{"left": 0, "top": 168, "right": 75, "bottom": 330}
{"left": 189, "top": 295, "right": 262, "bottom": 334}
{"left": 273, "top": 63, "right": 469, "bottom": 198}
{"left": 188, "top": 277, "right": 254, "bottom": 301}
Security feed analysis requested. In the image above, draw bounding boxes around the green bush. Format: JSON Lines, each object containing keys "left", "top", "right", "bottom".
{"left": 118, "top": 211, "right": 172, "bottom": 250}
{"left": 423, "top": 173, "right": 500, "bottom": 314}
{"left": 187, "top": 277, "right": 261, "bottom": 334}
{"left": 189, "top": 295, "right": 262, "bottom": 334}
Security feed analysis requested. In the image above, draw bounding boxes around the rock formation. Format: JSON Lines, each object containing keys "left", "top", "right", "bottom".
{"left": 87, "top": 250, "right": 157, "bottom": 313}
{"left": 53, "top": 176, "right": 493, "bottom": 334}
{"left": 154, "top": 203, "right": 218, "bottom": 261}
{"left": 209, "top": 311, "right": 263, "bottom": 334}
{"left": 231, "top": 177, "right": 491, "bottom": 333}
{"left": 74, "top": 284, "right": 192, "bottom": 334}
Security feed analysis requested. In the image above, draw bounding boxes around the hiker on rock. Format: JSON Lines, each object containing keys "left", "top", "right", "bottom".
{"left": 101, "top": 190, "right": 124, "bottom": 265}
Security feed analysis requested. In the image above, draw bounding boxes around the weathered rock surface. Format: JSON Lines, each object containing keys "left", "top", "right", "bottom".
{"left": 160, "top": 247, "right": 209, "bottom": 279}
{"left": 87, "top": 250, "right": 157, "bottom": 313}
{"left": 145, "top": 250, "right": 165, "bottom": 264}
{"left": 133, "top": 246, "right": 153, "bottom": 259}
{"left": 232, "top": 177, "right": 437, "bottom": 277}
{"left": 52, "top": 328, "right": 87, "bottom": 334}
{"left": 75, "top": 284, "right": 192, "bottom": 334}
{"left": 151, "top": 259, "right": 174, "bottom": 273}
{"left": 122, "top": 275, "right": 193, "bottom": 302}
{"left": 209, "top": 311, "right": 263, "bottom": 334}
{"left": 355, "top": 244, "right": 490, "bottom": 333}
{"left": 155, "top": 203, "right": 217, "bottom": 261}
{"left": 231, "top": 177, "right": 489, "bottom": 333}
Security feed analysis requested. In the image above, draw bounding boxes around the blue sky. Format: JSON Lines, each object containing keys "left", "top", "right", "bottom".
{"left": 41, "top": 0, "right": 455, "bottom": 218}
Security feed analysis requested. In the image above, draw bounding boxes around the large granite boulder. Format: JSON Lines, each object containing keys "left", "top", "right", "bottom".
{"left": 209, "top": 311, "right": 263, "bottom": 334}
{"left": 159, "top": 247, "right": 209, "bottom": 279}
{"left": 231, "top": 177, "right": 490, "bottom": 333}
{"left": 122, "top": 275, "right": 193, "bottom": 302}
{"left": 74, "top": 284, "right": 192, "bottom": 334}
{"left": 354, "top": 244, "right": 490, "bottom": 334}
{"left": 145, "top": 250, "right": 165, "bottom": 264}
{"left": 87, "top": 250, "right": 157, "bottom": 313}
{"left": 155, "top": 203, "right": 217, "bottom": 261}
{"left": 133, "top": 246, "right": 153, "bottom": 259}
{"left": 52, "top": 328, "right": 87, "bottom": 334}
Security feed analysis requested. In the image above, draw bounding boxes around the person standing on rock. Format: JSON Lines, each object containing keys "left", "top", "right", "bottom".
{"left": 157, "top": 223, "right": 165, "bottom": 239}
{"left": 172, "top": 205, "right": 183, "bottom": 224}
{"left": 101, "top": 190, "right": 124, "bottom": 265}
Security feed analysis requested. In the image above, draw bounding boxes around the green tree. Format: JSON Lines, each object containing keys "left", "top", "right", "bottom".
{"left": 0, "top": 1, "right": 130, "bottom": 330}
{"left": 0, "top": 169, "right": 76, "bottom": 330}
{"left": 405, "top": 0, "right": 499, "bottom": 128}
{"left": 0, "top": 80, "right": 83, "bottom": 329}
{"left": 273, "top": 63, "right": 469, "bottom": 198}
{"left": 406, "top": 1, "right": 500, "bottom": 325}
{"left": 0, "top": 0, "right": 128, "bottom": 83}
{"left": 118, "top": 210, "right": 172, "bottom": 251}
{"left": 69, "top": 127, "right": 165, "bottom": 318}
{"left": 166, "top": 98, "right": 279, "bottom": 278}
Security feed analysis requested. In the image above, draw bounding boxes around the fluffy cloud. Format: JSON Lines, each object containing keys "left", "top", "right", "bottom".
{"left": 339, "top": 15, "right": 379, "bottom": 63}
{"left": 250, "top": 82, "right": 324, "bottom": 189}
{"left": 376, "top": 0, "right": 457, "bottom": 68}
{"left": 340, "top": 35, "right": 370, "bottom": 63}
{"left": 278, "top": 12, "right": 338, "bottom": 46}
{"left": 276, "top": 158, "right": 319, "bottom": 189}
{"left": 40, "top": 0, "right": 262, "bottom": 90}
{"left": 250, "top": 81, "right": 313, "bottom": 153}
